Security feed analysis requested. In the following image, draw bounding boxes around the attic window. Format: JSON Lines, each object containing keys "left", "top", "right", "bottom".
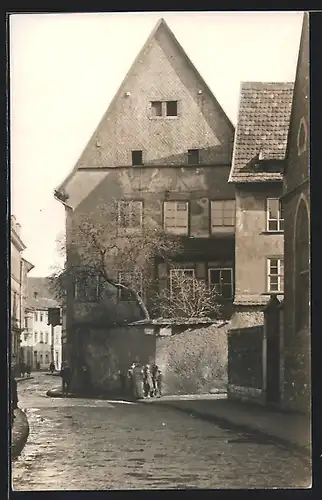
{"left": 132, "top": 150, "right": 143, "bottom": 166}
{"left": 166, "top": 101, "right": 177, "bottom": 116}
{"left": 151, "top": 101, "right": 162, "bottom": 117}
{"left": 149, "top": 100, "right": 178, "bottom": 118}
{"left": 188, "top": 149, "right": 200, "bottom": 164}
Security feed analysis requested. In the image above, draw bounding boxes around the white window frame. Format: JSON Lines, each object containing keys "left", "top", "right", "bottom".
{"left": 208, "top": 268, "right": 233, "bottom": 299}
{"left": 169, "top": 268, "right": 195, "bottom": 298}
{"left": 45, "top": 332, "right": 49, "bottom": 344}
{"left": 118, "top": 271, "right": 143, "bottom": 301}
{"left": 117, "top": 200, "right": 143, "bottom": 230}
{"left": 267, "top": 258, "right": 284, "bottom": 293}
{"left": 163, "top": 201, "right": 189, "bottom": 235}
{"left": 266, "top": 198, "right": 284, "bottom": 232}
{"left": 34, "top": 332, "right": 38, "bottom": 343}
{"left": 210, "top": 200, "right": 235, "bottom": 230}
{"left": 149, "top": 100, "right": 178, "bottom": 119}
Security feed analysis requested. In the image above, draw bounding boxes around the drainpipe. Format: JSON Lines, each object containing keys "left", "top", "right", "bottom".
{"left": 19, "top": 259, "right": 23, "bottom": 368}
{"left": 54, "top": 193, "right": 76, "bottom": 374}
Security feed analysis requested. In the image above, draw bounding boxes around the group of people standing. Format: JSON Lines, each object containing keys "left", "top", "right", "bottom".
{"left": 120, "top": 361, "right": 163, "bottom": 400}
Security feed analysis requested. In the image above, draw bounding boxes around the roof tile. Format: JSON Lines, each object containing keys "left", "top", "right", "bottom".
{"left": 229, "top": 82, "right": 294, "bottom": 183}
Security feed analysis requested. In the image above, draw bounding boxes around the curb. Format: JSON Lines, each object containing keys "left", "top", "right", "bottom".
{"left": 16, "top": 377, "right": 34, "bottom": 384}
{"left": 46, "top": 387, "right": 137, "bottom": 402}
{"left": 11, "top": 408, "right": 29, "bottom": 459}
{"left": 46, "top": 388, "right": 78, "bottom": 398}
{"left": 139, "top": 399, "right": 311, "bottom": 460}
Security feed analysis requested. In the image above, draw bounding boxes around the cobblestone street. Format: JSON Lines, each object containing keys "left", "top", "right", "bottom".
{"left": 11, "top": 373, "right": 311, "bottom": 490}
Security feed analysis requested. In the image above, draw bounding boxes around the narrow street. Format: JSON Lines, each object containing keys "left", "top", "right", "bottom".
{"left": 11, "top": 373, "right": 310, "bottom": 490}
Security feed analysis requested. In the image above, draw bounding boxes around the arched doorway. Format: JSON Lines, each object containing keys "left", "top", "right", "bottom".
{"left": 295, "top": 199, "right": 309, "bottom": 331}
{"left": 293, "top": 197, "right": 310, "bottom": 408}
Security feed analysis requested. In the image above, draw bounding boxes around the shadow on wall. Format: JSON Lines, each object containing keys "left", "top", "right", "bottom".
{"left": 156, "top": 323, "right": 229, "bottom": 395}
{"left": 81, "top": 326, "right": 156, "bottom": 392}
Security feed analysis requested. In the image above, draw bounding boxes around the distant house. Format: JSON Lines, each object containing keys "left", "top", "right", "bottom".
{"left": 21, "top": 277, "right": 63, "bottom": 371}
{"left": 54, "top": 18, "right": 236, "bottom": 390}
{"left": 282, "top": 13, "right": 310, "bottom": 412}
{"left": 228, "top": 82, "right": 294, "bottom": 328}
{"left": 10, "top": 215, "right": 34, "bottom": 375}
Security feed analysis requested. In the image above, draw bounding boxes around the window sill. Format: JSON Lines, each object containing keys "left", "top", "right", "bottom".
{"left": 149, "top": 116, "right": 178, "bottom": 120}
{"left": 261, "top": 292, "right": 284, "bottom": 296}
{"left": 74, "top": 299, "right": 101, "bottom": 303}
{"left": 260, "top": 231, "right": 284, "bottom": 235}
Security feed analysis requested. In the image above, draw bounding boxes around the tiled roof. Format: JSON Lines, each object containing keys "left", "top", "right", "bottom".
{"left": 229, "top": 82, "right": 294, "bottom": 183}
{"left": 27, "top": 277, "right": 60, "bottom": 310}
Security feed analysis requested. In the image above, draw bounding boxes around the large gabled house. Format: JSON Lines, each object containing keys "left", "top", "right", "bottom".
{"left": 54, "top": 18, "right": 236, "bottom": 388}
{"left": 228, "top": 82, "right": 294, "bottom": 328}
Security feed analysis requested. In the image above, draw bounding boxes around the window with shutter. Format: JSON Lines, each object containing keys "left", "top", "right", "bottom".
{"left": 211, "top": 200, "right": 235, "bottom": 230}
{"left": 164, "top": 201, "right": 188, "bottom": 234}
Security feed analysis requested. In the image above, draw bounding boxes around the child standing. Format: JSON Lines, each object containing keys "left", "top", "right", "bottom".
{"left": 156, "top": 369, "right": 163, "bottom": 398}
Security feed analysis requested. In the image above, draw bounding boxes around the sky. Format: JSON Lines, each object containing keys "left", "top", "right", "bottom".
{"left": 10, "top": 11, "right": 304, "bottom": 277}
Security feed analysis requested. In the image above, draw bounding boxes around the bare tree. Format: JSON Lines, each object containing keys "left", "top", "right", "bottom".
{"left": 48, "top": 201, "right": 182, "bottom": 320}
{"left": 157, "top": 268, "right": 222, "bottom": 319}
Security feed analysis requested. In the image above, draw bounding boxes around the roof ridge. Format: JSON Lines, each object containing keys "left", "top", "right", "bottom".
{"left": 55, "top": 17, "right": 234, "bottom": 194}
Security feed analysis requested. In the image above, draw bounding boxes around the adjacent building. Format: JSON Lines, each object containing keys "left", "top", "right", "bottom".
{"left": 20, "top": 277, "right": 63, "bottom": 371}
{"left": 54, "top": 18, "right": 236, "bottom": 386}
{"left": 228, "top": 82, "right": 294, "bottom": 328}
{"left": 282, "top": 13, "right": 310, "bottom": 412}
{"left": 10, "top": 216, "right": 34, "bottom": 374}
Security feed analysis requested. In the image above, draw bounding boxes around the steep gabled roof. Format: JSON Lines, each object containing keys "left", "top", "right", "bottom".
{"left": 27, "top": 277, "right": 60, "bottom": 309}
{"left": 229, "top": 82, "right": 294, "bottom": 183}
{"left": 284, "top": 12, "right": 309, "bottom": 169}
{"left": 55, "top": 18, "right": 234, "bottom": 195}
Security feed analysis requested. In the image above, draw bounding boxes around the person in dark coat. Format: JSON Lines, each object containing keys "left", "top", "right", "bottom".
{"left": 156, "top": 369, "right": 163, "bottom": 398}
{"left": 143, "top": 365, "right": 153, "bottom": 398}
{"left": 60, "top": 361, "right": 71, "bottom": 395}
{"left": 49, "top": 361, "right": 55, "bottom": 374}
{"left": 151, "top": 364, "right": 158, "bottom": 396}
{"left": 26, "top": 364, "right": 31, "bottom": 377}
{"left": 11, "top": 369, "right": 18, "bottom": 425}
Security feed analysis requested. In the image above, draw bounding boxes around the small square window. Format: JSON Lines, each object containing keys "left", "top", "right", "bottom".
{"left": 166, "top": 101, "right": 177, "bottom": 116}
{"left": 188, "top": 149, "right": 200, "bottom": 164}
{"left": 132, "top": 150, "right": 143, "bottom": 166}
{"left": 150, "top": 101, "right": 162, "bottom": 117}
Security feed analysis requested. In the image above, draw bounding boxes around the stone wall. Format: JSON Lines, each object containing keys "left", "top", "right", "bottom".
{"left": 75, "top": 321, "right": 229, "bottom": 396}
{"left": 155, "top": 323, "right": 229, "bottom": 395}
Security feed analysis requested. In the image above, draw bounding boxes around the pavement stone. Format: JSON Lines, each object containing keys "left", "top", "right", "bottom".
{"left": 11, "top": 408, "right": 29, "bottom": 459}
{"left": 12, "top": 373, "right": 312, "bottom": 490}
{"left": 140, "top": 396, "right": 311, "bottom": 456}
{"left": 16, "top": 377, "right": 34, "bottom": 383}
{"left": 46, "top": 386, "right": 310, "bottom": 456}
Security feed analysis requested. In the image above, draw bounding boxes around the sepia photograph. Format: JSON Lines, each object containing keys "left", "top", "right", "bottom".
{"left": 9, "top": 10, "right": 310, "bottom": 490}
